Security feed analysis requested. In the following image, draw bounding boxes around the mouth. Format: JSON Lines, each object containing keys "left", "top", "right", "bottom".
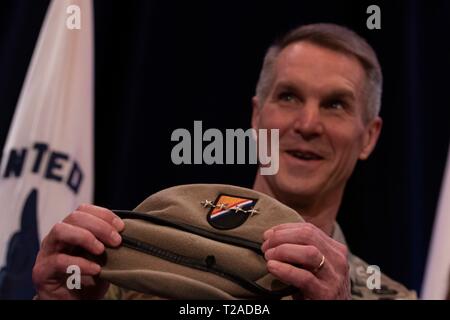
{"left": 285, "top": 150, "right": 324, "bottom": 161}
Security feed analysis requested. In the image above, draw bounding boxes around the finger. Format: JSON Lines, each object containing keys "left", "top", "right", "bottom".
{"left": 80, "top": 276, "right": 110, "bottom": 294}
{"left": 262, "top": 226, "right": 324, "bottom": 253}
{"left": 265, "top": 244, "right": 326, "bottom": 273}
{"left": 74, "top": 204, "right": 124, "bottom": 231}
{"left": 42, "top": 222, "right": 105, "bottom": 255}
{"left": 263, "top": 223, "right": 348, "bottom": 265}
{"left": 33, "top": 253, "right": 101, "bottom": 285}
{"left": 63, "top": 211, "right": 122, "bottom": 247}
{"left": 263, "top": 223, "right": 302, "bottom": 240}
{"left": 80, "top": 275, "right": 103, "bottom": 287}
{"left": 267, "top": 260, "right": 326, "bottom": 298}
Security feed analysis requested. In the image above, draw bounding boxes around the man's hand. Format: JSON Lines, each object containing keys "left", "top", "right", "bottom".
{"left": 262, "top": 222, "right": 351, "bottom": 300}
{"left": 32, "top": 204, "right": 124, "bottom": 300}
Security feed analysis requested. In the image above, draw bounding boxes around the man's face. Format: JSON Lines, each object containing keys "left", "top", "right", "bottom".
{"left": 252, "top": 42, "right": 382, "bottom": 206}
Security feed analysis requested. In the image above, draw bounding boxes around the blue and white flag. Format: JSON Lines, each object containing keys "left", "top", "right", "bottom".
{"left": 0, "top": 0, "right": 94, "bottom": 299}
{"left": 422, "top": 144, "right": 450, "bottom": 299}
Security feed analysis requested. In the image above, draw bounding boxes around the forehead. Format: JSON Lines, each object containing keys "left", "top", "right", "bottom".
{"left": 273, "top": 42, "right": 367, "bottom": 97}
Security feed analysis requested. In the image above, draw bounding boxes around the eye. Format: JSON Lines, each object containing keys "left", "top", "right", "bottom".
{"left": 325, "top": 100, "right": 345, "bottom": 110}
{"left": 278, "top": 91, "right": 296, "bottom": 102}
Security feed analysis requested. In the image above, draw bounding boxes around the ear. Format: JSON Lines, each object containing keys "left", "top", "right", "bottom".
{"left": 359, "top": 117, "right": 383, "bottom": 160}
{"left": 251, "top": 96, "right": 261, "bottom": 131}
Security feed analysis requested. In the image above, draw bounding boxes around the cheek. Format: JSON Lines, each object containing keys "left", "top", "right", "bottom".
{"left": 257, "top": 104, "right": 292, "bottom": 135}
{"left": 330, "top": 126, "right": 365, "bottom": 168}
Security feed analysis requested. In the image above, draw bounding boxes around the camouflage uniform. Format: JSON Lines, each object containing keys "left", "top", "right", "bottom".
{"left": 332, "top": 224, "right": 416, "bottom": 300}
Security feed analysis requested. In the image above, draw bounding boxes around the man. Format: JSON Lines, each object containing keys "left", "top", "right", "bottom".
{"left": 32, "top": 23, "right": 416, "bottom": 299}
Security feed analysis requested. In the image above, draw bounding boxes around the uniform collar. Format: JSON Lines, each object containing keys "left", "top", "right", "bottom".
{"left": 331, "top": 222, "right": 348, "bottom": 246}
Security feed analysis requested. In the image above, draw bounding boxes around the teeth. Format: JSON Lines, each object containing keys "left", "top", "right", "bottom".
{"left": 290, "top": 151, "right": 320, "bottom": 160}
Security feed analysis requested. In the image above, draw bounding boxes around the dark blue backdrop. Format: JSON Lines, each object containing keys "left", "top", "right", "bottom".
{"left": 0, "top": 0, "right": 449, "bottom": 296}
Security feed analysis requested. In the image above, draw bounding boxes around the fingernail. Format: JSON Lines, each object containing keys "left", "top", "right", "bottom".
{"left": 94, "top": 240, "right": 104, "bottom": 252}
{"left": 110, "top": 231, "right": 121, "bottom": 245}
{"left": 267, "top": 260, "right": 279, "bottom": 272}
{"left": 113, "top": 218, "right": 125, "bottom": 231}
{"left": 261, "top": 240, "right": 268, "bottom": 253}
{"left": 263, "top": 229, "right": 273, "bottom": 240}
{"left": 92, "top": 263, "right": 101, "bottom": 273}
{"left": 265, "top": 248, "right": 274, "bottom": 260}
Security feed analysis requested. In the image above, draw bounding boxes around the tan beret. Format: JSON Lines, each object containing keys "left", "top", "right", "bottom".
{"left": 99, "top": 184, "right": 304, "bottom": 299}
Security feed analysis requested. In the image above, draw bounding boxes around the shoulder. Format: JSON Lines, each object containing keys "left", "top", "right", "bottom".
{"left": 348, "top": 253, "right": 417, "bottom": 300}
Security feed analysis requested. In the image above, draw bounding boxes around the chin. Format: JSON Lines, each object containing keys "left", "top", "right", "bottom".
{"left": 268, "top": 172, "right": 322, "bottom": 207}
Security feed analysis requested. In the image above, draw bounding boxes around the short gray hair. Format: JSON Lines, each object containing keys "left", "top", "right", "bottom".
{"left": 255, "top": 23, "right": 383, "bottom": 122}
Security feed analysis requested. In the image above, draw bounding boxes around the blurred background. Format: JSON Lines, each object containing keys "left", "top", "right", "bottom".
{"left": 0, "top": 0, "right": 449, "bottom": 295}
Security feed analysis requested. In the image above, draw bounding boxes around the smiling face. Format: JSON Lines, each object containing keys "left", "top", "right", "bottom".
{"left": 252, "top": 41, "right": 382, "bottom": 208}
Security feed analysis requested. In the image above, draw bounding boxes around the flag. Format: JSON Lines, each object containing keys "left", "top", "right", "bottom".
{"left": 422, "top": 144, "right": 450, "bottom": 299}
{"left": 0, "top": 0, "right": 94, "bottom": 299}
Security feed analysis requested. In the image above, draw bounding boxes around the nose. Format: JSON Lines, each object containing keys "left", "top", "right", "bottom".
{"left": 292, "top": 101, "right": 324, "bottom": 140}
